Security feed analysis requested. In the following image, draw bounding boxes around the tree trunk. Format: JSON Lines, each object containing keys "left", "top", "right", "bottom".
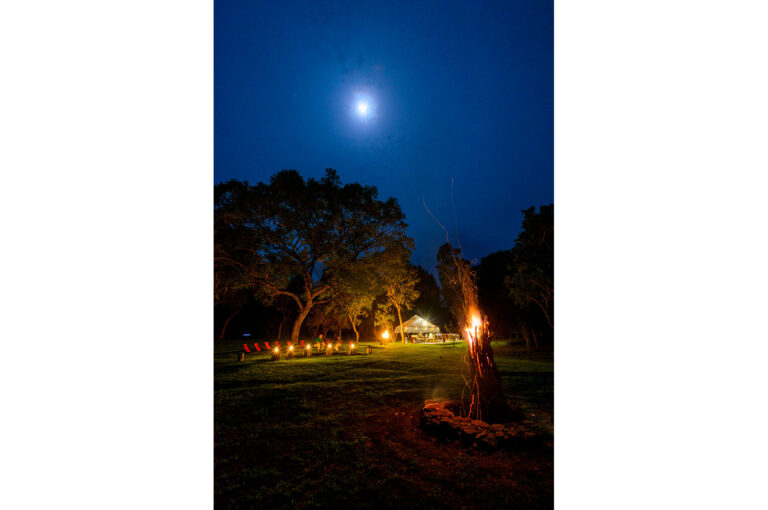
{"left": 219, "top": 307, "right": 241, "bottom": 340}
{"left": 394, "top": 302, "right": 405, "bottom": 343}
{"left": 349, "top": 314, "right": 359, "bottom": 342}
{"left": 290, "top": 305, "right": 312, "bottom": 343}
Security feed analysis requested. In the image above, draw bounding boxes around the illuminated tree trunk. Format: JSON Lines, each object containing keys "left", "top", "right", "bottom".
{"left": 290, "top": 305, "right": 311, "bottom": 343}
{"left": 395, "top": 304, "right": 405, "bottom": 343}
{"left": 348, "top": 314, "right": 360, "bottom": 342}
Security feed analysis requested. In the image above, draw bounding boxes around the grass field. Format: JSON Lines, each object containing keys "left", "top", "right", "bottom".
{"left": 215, "top": 339, "right": 553, "bottom": 509}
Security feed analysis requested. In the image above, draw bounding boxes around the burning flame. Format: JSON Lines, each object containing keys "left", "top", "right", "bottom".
{"left": 305, "top": 344, "right": 311, "bottom": 349}
{"left": 289, "top": 346, "right": 294, "bottom": 351}
{"left": 274, "top": 347, "right": 279, "bottom": 353}
{"left": 382, "top": 330, "right": 390, "bottom": 340}
{"left": 350, "top": 343, "right": 355, "bottom": 349}
{"left": 465, "top": 315, "right": 483, "bottom": 343}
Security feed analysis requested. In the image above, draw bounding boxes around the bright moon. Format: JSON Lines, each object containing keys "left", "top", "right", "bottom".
{"left": 356, "top": 101, "right": 370, "bottom": 115}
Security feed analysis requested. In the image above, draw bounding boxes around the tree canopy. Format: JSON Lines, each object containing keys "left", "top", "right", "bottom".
{"left": 215, "top": 169, "right": 413, "bottom": 341}
{"left": 505, "top": 205, "right": 554, "bottom": 332}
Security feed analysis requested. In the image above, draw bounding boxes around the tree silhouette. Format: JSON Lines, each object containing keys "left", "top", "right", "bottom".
{"left": 409, "top": 265, "right": 448, "bottom": 327}
{"left": 506, "top": 205, "right": 554, "bottom": 333}
{"left": 215, "top": 169, "right": 412, "bottom": 342}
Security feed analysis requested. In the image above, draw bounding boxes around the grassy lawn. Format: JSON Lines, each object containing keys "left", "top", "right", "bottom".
{"left": 215, "top": 340, "right": 553, "bottom": 509}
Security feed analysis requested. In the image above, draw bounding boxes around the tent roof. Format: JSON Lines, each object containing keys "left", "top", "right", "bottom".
{"left": 394, "top": 315, "right": 440, "bottom": 334}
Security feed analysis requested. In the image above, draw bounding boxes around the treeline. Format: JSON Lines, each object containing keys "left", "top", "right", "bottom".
{"left": 214, "top": 169, "right": 552, "bottom": 347}
{"left": 474, "top": 205, "right": 553, "bottom": 347}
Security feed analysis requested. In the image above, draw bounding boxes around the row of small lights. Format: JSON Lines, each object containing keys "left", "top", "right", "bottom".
{"left": 272, "top": 343, "right": 356, "bottom": 354}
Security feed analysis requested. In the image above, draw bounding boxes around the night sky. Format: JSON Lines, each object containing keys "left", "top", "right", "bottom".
{"left": 215, "top": 0, "right": 553, "bottom": 272}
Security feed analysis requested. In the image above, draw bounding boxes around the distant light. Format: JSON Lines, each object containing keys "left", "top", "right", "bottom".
{"left": 243, "top": 333, "right": 251, "bottom": 337}
{"left": 356, "top": 101, "right": 369, "bottom": 115}
{"left": 382, "top": 330, "right": 390, "bottom": 340}
{"left": 289, "top": 346, "right": 294, "bottom": 351}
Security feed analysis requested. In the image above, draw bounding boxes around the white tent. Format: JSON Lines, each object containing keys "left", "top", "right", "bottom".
{"left": 394, "top": 315, "right": 440, "bottom": 335}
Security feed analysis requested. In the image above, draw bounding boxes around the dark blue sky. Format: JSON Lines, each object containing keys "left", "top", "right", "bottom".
{"left": 215, "top": 0, "right": 553, "bottom": 272}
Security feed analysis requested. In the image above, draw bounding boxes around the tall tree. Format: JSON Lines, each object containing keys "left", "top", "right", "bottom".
{"left": 374, "top": 296, "right": 395, "bottom": 341}
{"left": 331, "top": 267, "right": 377, "bottom": 343}
{"left": 377, "top": 250, "right": 420, "bottom": 343}
{"left": 215, "top": 169, "right": 412, "bottom": 342}
{"left": 506, "top": 205, "right": 554, "bottom": 333}
{"left": 475, "top": 250, "right": 517, "bottom": 339}
{"left": 409, "top": 265, "right": 448, "bottom": 326}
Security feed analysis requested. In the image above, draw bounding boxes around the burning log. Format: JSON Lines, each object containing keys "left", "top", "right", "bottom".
{"left": 439, "top": 243, "right": 508, "bottom": 422}
{"left": 464, "top": 314, "right": 507, "bottom": 422}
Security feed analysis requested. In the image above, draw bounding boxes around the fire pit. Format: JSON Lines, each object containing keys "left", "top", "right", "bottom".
{"left": 421, "top": 399, "right": 540, "bottom": 450}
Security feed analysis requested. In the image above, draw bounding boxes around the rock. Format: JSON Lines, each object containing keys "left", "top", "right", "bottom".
{"left": 476, "top": 430, "right": 488, "bottom": 440}
{"left": 484, "top": 434, "right": 498, "bottom": 448}
{"left": 471, "top": 419, "right": 489, "bottom": 428}
{"left": 490, "top": 424, "right": 504, "bottom": 432}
